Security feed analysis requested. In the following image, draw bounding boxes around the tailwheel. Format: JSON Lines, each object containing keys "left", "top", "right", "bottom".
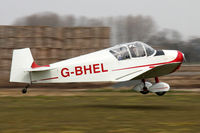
{"left": 156, "top": 92, "right": 166, "bottom": 96}
{"left": 22, "top": 84, "right": 30, "bottom": 94}
{"left": 22, "top": 88, "right": 27, "bottom": 94}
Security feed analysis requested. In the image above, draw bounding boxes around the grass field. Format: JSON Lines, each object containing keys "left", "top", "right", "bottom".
{"left": 0, "top": 92, "right": 200, "bottom": 133}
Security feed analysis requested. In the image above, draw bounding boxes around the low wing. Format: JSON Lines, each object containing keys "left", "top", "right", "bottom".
{"left": 115, "top": 63, "right": 179, "bottom": 82}
{"left": 115, "top": 67, "right": 152, "bottom": 81}
{"left": 133, "top": 63, "right": 179, "bottom": 79}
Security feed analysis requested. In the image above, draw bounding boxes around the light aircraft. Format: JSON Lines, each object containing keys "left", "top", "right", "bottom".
{"left": 10, "top": 41, "right": 184, "bottom": 96}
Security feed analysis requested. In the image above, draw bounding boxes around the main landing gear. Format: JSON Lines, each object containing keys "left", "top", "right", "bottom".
{"left": 154, "top": 77, "right": 166, "bottom": 96}
{"left": 138, "top": 77, "right": 169, "bottom": 96}
{"left": 140, "top": 79, "right": 149, "bottom": 94}
{"left": 22, "top": 84, "right": 30, "bottom": 94}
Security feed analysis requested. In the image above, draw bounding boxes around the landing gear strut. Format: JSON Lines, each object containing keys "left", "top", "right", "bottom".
{"left": 140, "top": 79, "right": 149, "bottom": 94}
{"left": 154, "top": 77, "right": 166, "bottom": 96}
{"left": 22, "top": 84, "right": 30, "bottom": 94}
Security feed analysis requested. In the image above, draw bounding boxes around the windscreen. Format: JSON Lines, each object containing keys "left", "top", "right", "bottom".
{"left": 109, "top": 46, "right": 130, "bottom": 60}
{"left": 143, "top": 43, "right": 155, "bottom": 56}
{"left": 128, "top": 42, "right": 145, "bottom": 57}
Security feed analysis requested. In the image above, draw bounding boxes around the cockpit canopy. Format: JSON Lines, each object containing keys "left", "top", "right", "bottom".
{"left": 109, "top": 41, "right": 156, "bottom": 61}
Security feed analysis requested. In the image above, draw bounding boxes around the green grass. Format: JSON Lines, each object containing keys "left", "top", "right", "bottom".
{"left": 83, "top": 88, "right": 189, "bottom": 93}
{"left": 0, "top": 94, "right": 200, "bottom": 133}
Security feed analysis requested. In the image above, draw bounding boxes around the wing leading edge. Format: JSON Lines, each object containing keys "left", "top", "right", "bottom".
{"left": 115, "top": 67, "right": 152, "bottom": 81}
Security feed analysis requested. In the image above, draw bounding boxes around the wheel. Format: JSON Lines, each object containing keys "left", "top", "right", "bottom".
{"left": 22, "top": 88, "right": 27, "bottom": 94}
{"left": 143, "top": 86, "right": 148, "bottom": 91}
{"left": 140, "top": 91, "right": 149, "bottom": 94}
{"left": 156, "top": 92, "right": 166, "bottom": 96}
{"left": 140, "top": 86, "right": 149, "bottom": 95}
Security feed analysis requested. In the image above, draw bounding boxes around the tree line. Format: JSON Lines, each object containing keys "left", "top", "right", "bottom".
{"left": 13, "top": 12, "right": 200, "bottom": 63}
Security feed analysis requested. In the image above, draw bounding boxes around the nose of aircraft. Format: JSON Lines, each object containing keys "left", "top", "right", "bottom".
{"left": 171, "top": 50, "right": 185, "bottom": 72}
{"left": 176, "top": 51, "right": 184, "bottom": 63}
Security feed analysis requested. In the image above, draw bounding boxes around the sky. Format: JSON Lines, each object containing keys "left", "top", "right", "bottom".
{"left": 0, "top": 0, "right": 199, "bottom": 40}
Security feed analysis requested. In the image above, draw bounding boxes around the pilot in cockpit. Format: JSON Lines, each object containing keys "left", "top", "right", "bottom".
{"left": 128, "top": 44, "right": 137, "bottom": 57}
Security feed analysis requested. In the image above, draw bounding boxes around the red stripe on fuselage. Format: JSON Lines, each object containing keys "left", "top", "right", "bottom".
{"left": 40, "top": 77, "right": 58, "bottom": 81}
{"left": 112, "top": 51, "right": 183, "bottom": 71}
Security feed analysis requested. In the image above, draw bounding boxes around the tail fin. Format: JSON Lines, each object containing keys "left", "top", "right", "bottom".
{"left": 10, "top": 48, "right": 33, "bottom": 83}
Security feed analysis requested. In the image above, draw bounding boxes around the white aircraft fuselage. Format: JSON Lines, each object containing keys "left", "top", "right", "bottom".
{"left": 10, "top": 41, "right": 184, "bottom": 95}
{"left": 30, "top": 42, "right": 183, "bottom": 83}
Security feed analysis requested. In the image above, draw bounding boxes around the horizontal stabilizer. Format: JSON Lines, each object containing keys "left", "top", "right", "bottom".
{"left": 25, "top": 61, "right": 55, "bottom": 72}
{"left": 25, "top": 67, "right": 55, "bottom": 72}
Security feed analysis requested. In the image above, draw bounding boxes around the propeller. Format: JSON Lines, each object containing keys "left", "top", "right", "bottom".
{"left": 183, "top": 53, "right": 187, "bottom": 62}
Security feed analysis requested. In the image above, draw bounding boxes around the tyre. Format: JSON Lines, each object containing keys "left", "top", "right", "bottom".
{"left": 140, "top": 91, "right": 149, "bottom": 94}
{"left": 22, "top": 88, "right": 27, "bottom": 94}
{"left": 156, "top": 92, "right": 166, "bottom": 96}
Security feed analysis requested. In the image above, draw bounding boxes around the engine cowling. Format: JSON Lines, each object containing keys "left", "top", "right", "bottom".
{"left": 132, "top": 82, "right": 152, "bottom": 92}
{"left": 148, "top": 82, "right": 170, "bottom": 93}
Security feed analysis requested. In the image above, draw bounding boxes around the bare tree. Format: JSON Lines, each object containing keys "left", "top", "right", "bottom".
{"left": 61, "top": 15, "right": 76, "bottom": 27}
{"left": 76, "top": 16, "right": 88, "bottom": 26}
{"left": 13, "top": 12, "right": 60, "bottom": 27}
{"left": 13, "top": 13, "right": 157, "bottom": 45}
{"left": 13, "top": 13, "right": 157, "bottom": 44}
{"left": 112, "top": 15, "right": 156, "bottom": 44}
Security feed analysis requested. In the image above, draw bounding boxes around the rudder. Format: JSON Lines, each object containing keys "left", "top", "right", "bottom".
{"left": 10, "top": 48, "right": 33, "bottom": 83}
